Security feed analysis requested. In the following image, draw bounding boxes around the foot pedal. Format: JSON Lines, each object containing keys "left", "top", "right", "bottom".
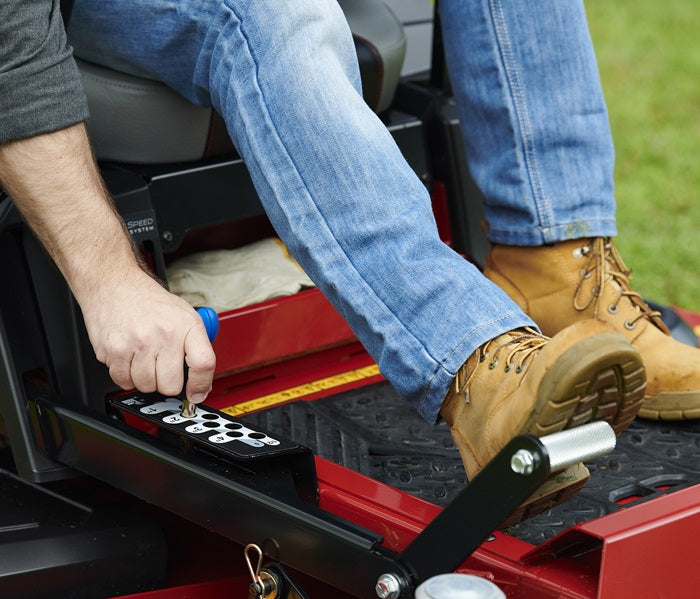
{"left": 112, "top": 393, "right": 306, "bottom": 461}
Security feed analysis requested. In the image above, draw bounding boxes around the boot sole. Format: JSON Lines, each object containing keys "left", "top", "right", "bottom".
{"left": 446, "top": 329, "right": 646, "bottom": 527}
{"left": 639, "top": 391, "right": 700, "bottom": 420}
{"left": 518, "top": 332, "right": 646, "bottom": 438}
{"left": 497, "top": 333, "right": 645, "bottom": 526}
{"left": 499, "top": 462, "right": 590, "bottom": 530}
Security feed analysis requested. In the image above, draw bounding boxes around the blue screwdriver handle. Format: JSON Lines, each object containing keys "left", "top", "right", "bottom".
{"left": 196, "top": 306, "right": 219, "bottom": 342}
{"left": 181, "top": 307, "right": 219, "bottom": 417}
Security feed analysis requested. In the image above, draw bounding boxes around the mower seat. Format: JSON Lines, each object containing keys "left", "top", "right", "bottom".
{"left": 77, "top": 0, "right": 406, "bottom": 164}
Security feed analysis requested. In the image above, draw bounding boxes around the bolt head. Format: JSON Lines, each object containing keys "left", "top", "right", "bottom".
{"left": 376, "top": 573, "right": 401, "bottom": 598}
{"left": 511, "top": 449, "right": 535, "bottom": 475}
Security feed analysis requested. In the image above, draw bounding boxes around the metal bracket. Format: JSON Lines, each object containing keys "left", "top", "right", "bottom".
{"left": 27, "top": 386, "right": 414, "bottom": 598}
{"left": 398, "top": 422, "right": 615, "bottom": 587}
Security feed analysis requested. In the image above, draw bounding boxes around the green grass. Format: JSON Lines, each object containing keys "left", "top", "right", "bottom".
{"left": 586, "top": 0, "right": 700, "bottom": 312}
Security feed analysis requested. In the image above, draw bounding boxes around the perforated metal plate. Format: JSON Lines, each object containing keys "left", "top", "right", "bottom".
{"left": 114, "top": 393, "right": 304, "bottom": 460}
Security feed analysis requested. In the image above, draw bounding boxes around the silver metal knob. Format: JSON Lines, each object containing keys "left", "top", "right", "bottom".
{"left": 540, "top": 421, "right": 616, "bottom": 472}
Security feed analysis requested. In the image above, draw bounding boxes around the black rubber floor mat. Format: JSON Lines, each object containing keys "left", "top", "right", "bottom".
{"left": 244, "top": 381, "right": 700, "bottom": 544}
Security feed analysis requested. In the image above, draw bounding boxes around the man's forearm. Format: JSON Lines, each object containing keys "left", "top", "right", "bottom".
{"left": 0, "top": 122, "right": 216, "bottom": 402}
{"left": 0, "top": 122, "right": 142, "bottom": 303}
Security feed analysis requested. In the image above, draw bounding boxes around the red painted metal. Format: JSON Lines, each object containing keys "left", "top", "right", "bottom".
{"left": 675, "top": 305, "right": 700, "bottom": 338}
{"left": 212, "top": 288, "right": 356, "bottom": 377}
{"left": 316, "top": 456, "right": 700, "bottom": 598}
{"left": 206, "top": 340, "right": 382, "bottom": 412}
{"left": 522, "top": 485, "right": 700, "bottom": 598}
{"left": 316, "top": 457, "right": 598, "bottom": 598}
{"left": 430, "top": 181, "right": 453, "bottom": 247}
{"left": 114, "top": 577, "right": 246, "bottom": 599}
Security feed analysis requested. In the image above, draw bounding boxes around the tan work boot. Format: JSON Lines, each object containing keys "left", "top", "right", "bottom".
{"left": 484, "top": 237, "right": 700, "bottom": 420}
{"left": 440, "top": 322, "right": 645, "bottom": 525}
{"left": 501, "top": 462, "right": 590, "bottom": 529}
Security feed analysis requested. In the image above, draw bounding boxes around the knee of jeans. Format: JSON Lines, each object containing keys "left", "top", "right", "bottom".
{"left": 212, "top": 0, "right": 361, "bottom": 90}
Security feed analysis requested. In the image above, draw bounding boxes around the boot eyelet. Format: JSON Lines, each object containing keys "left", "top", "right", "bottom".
{"left": 624, "top": 319, "right": 637, "bottom": 330}
{"left": 515, "top": 365, "right": 523, "bottom": 374}
{"left": 488, "top": 359, "right": 498, "bottom": 370}
{"left": 608, "top": 304, "right": 620, "bottom": 314}
{"left": 479, "top": 352, "right": 488, "bottom": 363}
{"left": 572, "top": 247, "right": 588, "bottom": 259}
{"left": 579, "top": 269, "right": 592, "bottom": 279}
{"left": 504, "top": 364, "right": 511, "bottom": 373}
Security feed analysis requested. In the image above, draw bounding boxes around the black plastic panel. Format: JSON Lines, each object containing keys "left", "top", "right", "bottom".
{"left": 0, "top": 468, "right": 166, "bottom": 598}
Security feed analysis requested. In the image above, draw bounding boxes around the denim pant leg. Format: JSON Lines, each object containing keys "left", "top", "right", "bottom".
{"left": 69, "top": 0, "right": 534, "bottom": 422}
{"left": 440, "top": 0, "right": 618, "bottom": 246}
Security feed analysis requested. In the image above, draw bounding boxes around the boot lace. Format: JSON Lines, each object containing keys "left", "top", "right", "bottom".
{"left": 572, "top": 238, "right": 668, "bottom": 332}
{"left": 453, "top": 327, "right": 548, "bottom": 397}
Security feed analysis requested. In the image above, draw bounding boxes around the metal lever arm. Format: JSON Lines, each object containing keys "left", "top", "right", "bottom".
{"left": 398, "top": 421, "right": 616, "bottom": 588}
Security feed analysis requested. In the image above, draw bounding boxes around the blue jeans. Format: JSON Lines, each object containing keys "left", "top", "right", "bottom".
{"left": 69, "top": 0, "right": 615, "bottom": 422}
{"left": 440, "top": 1, "right": 617, "bottom": 245}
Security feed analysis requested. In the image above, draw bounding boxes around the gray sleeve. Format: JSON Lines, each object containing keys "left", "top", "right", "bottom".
{"left": 0, "top": 0, "right": 90, "bottom": 144}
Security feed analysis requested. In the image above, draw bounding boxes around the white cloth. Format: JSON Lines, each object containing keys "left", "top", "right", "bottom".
{"left": 166, "top": 237, "right": 315, "bottom": 312}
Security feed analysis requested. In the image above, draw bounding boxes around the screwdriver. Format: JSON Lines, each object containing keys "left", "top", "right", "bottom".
{"left": 180, "top": 306, "right": 219, "bottom": 419}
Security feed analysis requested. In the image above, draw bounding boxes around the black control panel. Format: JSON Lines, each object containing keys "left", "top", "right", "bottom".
{"left": 112, "top": 393, "right": 304, "bottom": 461}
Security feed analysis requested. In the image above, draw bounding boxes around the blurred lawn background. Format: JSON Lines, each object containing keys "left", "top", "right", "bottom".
{"left": 586, "top": 0, "right": 700, "bottom": 312}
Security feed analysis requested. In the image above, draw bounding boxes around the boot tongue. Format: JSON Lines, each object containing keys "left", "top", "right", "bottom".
{"left": 573, "top": 238, "right": 613, "bottom": 313}
{"left": 578, "top": 238, "right": 670, "bottom": 335}
{"left": 604, "top": 239, "right": 670, "bottom": 334}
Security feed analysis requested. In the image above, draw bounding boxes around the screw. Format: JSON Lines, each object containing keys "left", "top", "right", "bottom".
{"left": 376, "top": 573, "right": 402, "bottom": 599}
{"left": 162, "top": 230, "right": 173, "bottom": 242}
{"left": 511, "top": 449, "right": 535, "bottom": 475}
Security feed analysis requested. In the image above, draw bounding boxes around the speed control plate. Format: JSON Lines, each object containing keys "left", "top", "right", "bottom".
{"left": 112, "top": 393, "right": 304, "bottom": 460}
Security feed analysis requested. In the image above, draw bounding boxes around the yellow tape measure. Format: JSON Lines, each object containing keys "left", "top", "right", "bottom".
{"left": 222, "top": 364, "right": 381, "bottom": 416}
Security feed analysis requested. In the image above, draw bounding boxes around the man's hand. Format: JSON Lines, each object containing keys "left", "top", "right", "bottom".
{"left": 81, "top": 269, "right": 215, "bottom": 402}
{"left": 0, "top": 123, "right": 215, "bottom": 403}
